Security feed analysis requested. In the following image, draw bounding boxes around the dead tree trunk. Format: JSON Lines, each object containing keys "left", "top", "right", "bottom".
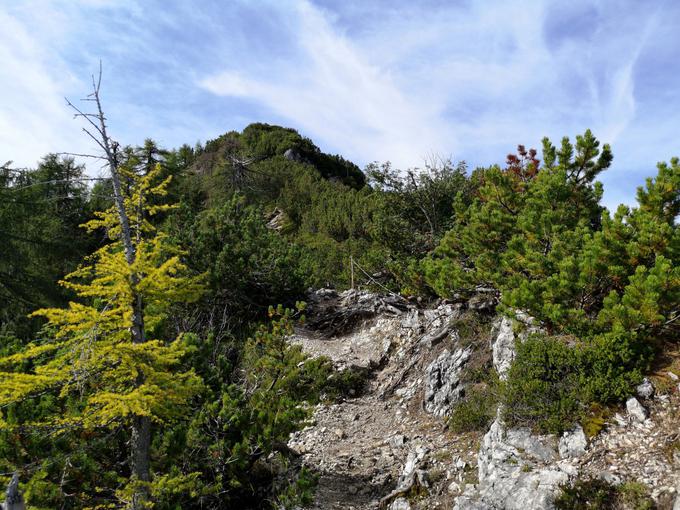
{"left": 3, "top": 473, "right": 25, "bottom": 510}
{"left": 67, "top": 64, "right": 150, "bottom": 508}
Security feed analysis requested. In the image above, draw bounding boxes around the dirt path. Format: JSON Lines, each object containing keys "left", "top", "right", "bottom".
{"left": 287, "top": 290, "right": 482, "bottom": 509}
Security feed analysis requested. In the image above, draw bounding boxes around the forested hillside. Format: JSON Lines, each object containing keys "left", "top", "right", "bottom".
{"left": 0, "top": 112, "right": 677, "bottom": 508}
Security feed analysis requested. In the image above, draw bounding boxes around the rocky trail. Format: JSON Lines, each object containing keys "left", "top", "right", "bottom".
{"left": 286, "top": 289, "right": 680, "bottom": 510}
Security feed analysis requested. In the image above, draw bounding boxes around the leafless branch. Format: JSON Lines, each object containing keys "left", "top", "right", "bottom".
{"left": 56, "top": 152, "right": 107, "bottom": 160}
{"left": 65, "top": 97, "right": 105, "bottom": 138}
{"left": 9, "top": 177, "right": 106, "bottom": 192}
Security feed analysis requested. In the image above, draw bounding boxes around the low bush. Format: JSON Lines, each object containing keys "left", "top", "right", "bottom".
{"left": 325, "top": 365, "right": 372, "bottom": 400}
{"left": 501, "top": 335, "right": 581, "bottom": 434}
{"left": 555, "top": 478, "right": 654, "bottom": 510}
{"left": 501, "top": 330, "right": 651, "bottom": 434}
{"left": 448, "top": 384, "right": 498, "bottom": 433}
{"left": 578, "top": 331, "right": 651, "bottom": 404}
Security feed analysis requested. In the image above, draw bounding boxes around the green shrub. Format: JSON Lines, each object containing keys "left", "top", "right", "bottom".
{"left": 578, "top": 331, "right": 651, "bottom": 403}
{"left": 449, "top": 384, "right": 498, "bottom": 433}
{"left": 618, "top": 482, "right": 655, "bottom": 510}
{"left": 325, "top": 366, "right": 371, "bottom": 400}
{"left": 501, "top": 329, "right": 653, "bottom": 435}
{"left": 502, "top": 335, "right": 581, "bottom": 434}
{"left": 556, "top": 478, "right": 654, "bottom": 510}
{"left": 275, "top": 466, "right": 319, "bottom": 509}
{"left": 555, "top": 478, "right": 618, "bottom": 509}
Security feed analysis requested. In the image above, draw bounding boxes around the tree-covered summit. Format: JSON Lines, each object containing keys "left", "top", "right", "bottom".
{"left": 191, "top": 123, "right": 365, "bottom": 189}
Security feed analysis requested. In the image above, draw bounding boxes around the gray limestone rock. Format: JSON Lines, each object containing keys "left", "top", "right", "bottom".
{"left": 423, "top": 348, "right": 471, "bottom": 416}
{"left": 489, "top": 311, "right": 543, "bottom": 381}
{"left": 3, "top": 473, "right": 24, "bottom": 510}
{"left": 491, "top": 317, "right": 516, "bottom": 380}
{"left": 388, "top": 498, "right": 411, "bottom": 510}
{"left": 558, "top": 426, "right": 588, "bottom": 459}
{"left": 389, "top": 434, "right": 406, "bottom": 448}
{"left": 626, "top": 397, "right": 648, "bottom": 423}
{"left": 636, "top": 378, "right": 655, "bottom": 400}
{"left": 283, "top": 148, "right": 303, "bottom": 162}
{"left": 453, "top": 419, "right": 569, "bottom": 510}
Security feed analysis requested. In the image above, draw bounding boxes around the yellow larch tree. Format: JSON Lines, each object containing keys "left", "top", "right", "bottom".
{"left": 0, "top": 161, "right": 205, "bottom": 507}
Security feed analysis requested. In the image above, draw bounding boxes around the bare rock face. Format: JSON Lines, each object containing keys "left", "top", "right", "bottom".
{"left": 290, "top": 289, "right": 412, "bottom": 370}
{"left": 423, "top": 347, "right": 471, "bottom": 416}
{"left": 491, "top": 312, "right": 544, "bottom": 381}
{"left": 454, "top": 419, "right": 572, "bottom": 510}
{"left": 558, "top": 426, "right": 588, "bottom": 459}
{"left": 304, "top": 288, "right": 409, "bottom": 337}
{"left": 491, "top": 317, "right": 516, "bottom": 380}
{"left": 284, "top": 147, "right": 305, "bottom": 163}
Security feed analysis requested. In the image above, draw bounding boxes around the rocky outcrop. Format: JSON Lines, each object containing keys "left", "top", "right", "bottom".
{"left": 284, "top": 147, "right": 306, "bottom": 163}
{"left": 490, "top": 312, "right": 543, "bottom": 380}
{"left": 423, "top": 348, "right": 471, "bottom": 416}
{"left": 286, "top": 292, "right": 680, "bottom": 509}
{"left": 454, "top": 418, "right": 573, "bottom": 510}
{"left": 626, "top": 397, "right": 649, "bottom": 423}
{"left": 491, "top": 317, "right": 515, "bottom": 380}
{"left": 2, "top": 473, "right": 24, "bottom": 510}
{"left": 558, "top": 426, "right": 587, "bottom": 459}
{"left": 304, "top": 289, "right": 409, "bottom": 337}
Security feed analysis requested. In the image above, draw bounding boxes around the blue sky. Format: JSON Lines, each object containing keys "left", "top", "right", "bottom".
{"left": 1, "top": 0, "right": 678, "bottom": 210}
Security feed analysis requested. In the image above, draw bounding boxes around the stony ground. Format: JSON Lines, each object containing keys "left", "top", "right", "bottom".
{"left": 289, "top": 394, "right": 481, "bottom": 509}
{"left": 578, "top": 389, "right": 680, "bottom": 505}
{"left": 287, "top": 289, "right": 680, "bottom": 510}
{"left": 288, "top": 289, "right": 484, "bottom": 509}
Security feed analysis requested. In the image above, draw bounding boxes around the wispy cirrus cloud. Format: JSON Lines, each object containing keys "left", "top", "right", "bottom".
{"left": 197, "top": 0, "right": 671, "bottom": 209}
{"left": 1, "top": 0, "right": 678, "bottom": 209}
{"left": 200, "top": 1, "right": 450, "bottom": 168}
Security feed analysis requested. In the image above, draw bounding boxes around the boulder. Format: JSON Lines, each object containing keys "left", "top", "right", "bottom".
{"left": 626, "top": 397, "right": 648, "bottom": 423}
{"left": 636, "top": 378, "right": 655, "bottom": 400}
{"left": 388, "top": 498, "right": 411, "bottom": 510}
{"left": 558, "top": 426, "right": 588, "bottom": 459}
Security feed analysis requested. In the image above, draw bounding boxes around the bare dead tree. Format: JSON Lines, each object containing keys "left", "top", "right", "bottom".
{"left": 2, "top": 473, "right": 24, "bottom": 510}
{"left": 227, "top": 154, "right": 257, "bottom": 189}
{"left": 66, "top": 62, "right": 150, "bottom": 509}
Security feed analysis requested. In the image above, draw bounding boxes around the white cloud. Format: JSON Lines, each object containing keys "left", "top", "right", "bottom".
{"left": 200, "top": 0, "right": 455, "bottom": 168}
{"left": 1, "top": 0, "right": 674, "bottom": 210}
{"left": 198, "top": 0, "right": 658, "bottom": 187}
{"left": 0, "top": 9, "right": 87, "bottom": 168}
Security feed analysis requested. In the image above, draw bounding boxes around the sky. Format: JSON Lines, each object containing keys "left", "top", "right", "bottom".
{"left": 1, "top": 0, "right": 678, "bottom": 210}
